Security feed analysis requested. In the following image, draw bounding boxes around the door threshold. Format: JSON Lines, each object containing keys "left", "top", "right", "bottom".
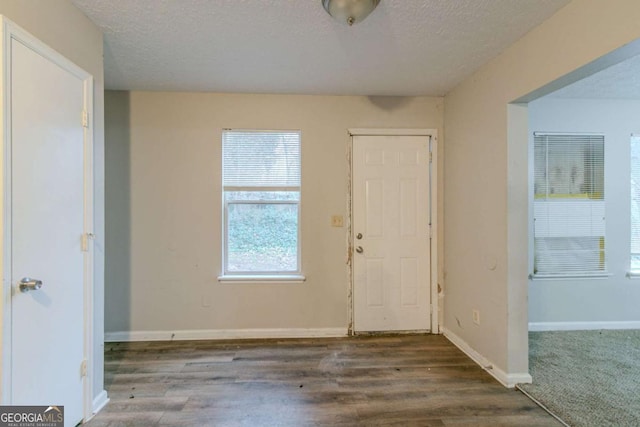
{"left": 352, "top": 329, "right": 431, "bottom": 337}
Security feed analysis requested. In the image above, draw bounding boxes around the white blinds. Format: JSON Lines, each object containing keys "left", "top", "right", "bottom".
{"left": 533, "top": 133, "right": 606, "bottom": 276}
{"left": 631, "top": 135, "right": 640, "bottom": 271}
{"left": 534, "top": 134, "right": 604, "bottom": 199}
{"left": 223, "top": 130, "right": 301, "bottom": 188}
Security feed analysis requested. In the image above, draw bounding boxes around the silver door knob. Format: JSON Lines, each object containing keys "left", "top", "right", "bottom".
{"left": 355, "top": 246, "right": 364, "bottom": 254}
{"left": 19, "top": 277, "right": 43, "bottom": 293}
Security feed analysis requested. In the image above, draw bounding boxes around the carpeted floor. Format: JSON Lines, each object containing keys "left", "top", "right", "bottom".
{"left": 519, "top": 330, "right": 640, "bottom": 427}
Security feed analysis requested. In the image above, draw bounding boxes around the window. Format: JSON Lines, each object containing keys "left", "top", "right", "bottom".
{"left": 221, "top": 130, "right": 301, "bottom": 278}
{"left": 631, "top": 135, "right": 640, "bottom": 273}
{"left": 533, "top": 133, "right": 605, "bottom": 277}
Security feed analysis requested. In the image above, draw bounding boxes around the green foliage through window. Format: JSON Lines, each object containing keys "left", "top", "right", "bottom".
{"left": 227, "top": 202, "right": 298, "bottom": 272}
{"left": 222, "top": 130, "right": 301, "bottom": 275}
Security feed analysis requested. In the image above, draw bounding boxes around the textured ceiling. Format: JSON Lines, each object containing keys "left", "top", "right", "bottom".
{"left": 72, "top": 0, "right": 570, "bottom": 96}
{"left": 549, "top": 54, "right": 640, "bottom": 99}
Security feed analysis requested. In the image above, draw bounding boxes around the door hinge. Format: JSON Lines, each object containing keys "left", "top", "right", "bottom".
{"left": 82, "top": 110, "right": 89, "bottom": 128}
{"left": 428, "top": 224, "right": 432, "bottom": 238}
{"left": 81, "top": 233, "right": 95, "bottom": 252}
{"left": 429, "top": 152, "right": 433, "bottom": 163}
{"left": 80, "top": 359, "right": 87, "bottom": 378}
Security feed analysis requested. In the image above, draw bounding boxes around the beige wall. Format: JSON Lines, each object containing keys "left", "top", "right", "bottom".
{"left": 444, "top": 0, "right": 640, "bottom": 378}
{"left": 105, "top": 92, "right": 443, "bottom": 335}
{"left": 0, "top": 1, "right": 105, "bottom": 402}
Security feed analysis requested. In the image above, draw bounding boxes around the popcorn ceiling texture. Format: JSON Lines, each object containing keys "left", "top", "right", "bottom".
{"left": 72, "top": 0, "right": 569, "bottom": 96}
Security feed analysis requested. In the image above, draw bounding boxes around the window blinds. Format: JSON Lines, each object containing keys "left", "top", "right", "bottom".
{"left": 533, "top": 133, "right": 606, "bottom": 276}
{"left": 631, "top": 135, "right": 640, "bottom": 272}
{"left": 223, "top": 131, "right": 301, "bottom": 189}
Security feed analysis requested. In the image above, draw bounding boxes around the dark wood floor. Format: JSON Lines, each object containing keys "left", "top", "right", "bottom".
{"left": 86, "top": 334, "right": 560, "bottom": 426}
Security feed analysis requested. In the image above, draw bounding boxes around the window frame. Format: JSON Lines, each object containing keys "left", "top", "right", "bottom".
{"left": 531, "top": 132, "right": 607, "bottom": 279}
{"left": 629, "top": 134, "right": 640, "bottom": 277}
{"left": 219, "top": 130, "right": 304, "bottom": 282}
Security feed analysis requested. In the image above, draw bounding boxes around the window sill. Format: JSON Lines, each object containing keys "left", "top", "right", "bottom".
{"left": 217, "top": 274, "right": 306, "bottom": 284}
{"left": 530, "top": 272, "right": 611, "bottom": 280}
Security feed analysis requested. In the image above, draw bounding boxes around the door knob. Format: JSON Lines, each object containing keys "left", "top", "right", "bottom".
{"left": 19, "top": 277, "right": 43, "bottom": 293}
{"left": 356, "top": 233, "right": 363, "bottom": 240}
{"left": 355, "top": 246, "right": 364, "bottom": 254}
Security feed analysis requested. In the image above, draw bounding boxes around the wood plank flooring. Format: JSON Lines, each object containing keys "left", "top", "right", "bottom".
{"left": 86, "top": 334, "right": 560, "bottom": 426}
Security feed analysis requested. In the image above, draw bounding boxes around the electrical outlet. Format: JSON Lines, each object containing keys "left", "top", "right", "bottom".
{"left": 331, "top": 215, "right": 344, "bottom": 227}
{"left": 472, "top": 309, "right": 480, "bottom": 325}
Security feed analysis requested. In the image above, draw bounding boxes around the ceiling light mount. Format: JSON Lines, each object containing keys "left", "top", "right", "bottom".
{"left": 322, "top": 0, "right": 381, "bottom": 26}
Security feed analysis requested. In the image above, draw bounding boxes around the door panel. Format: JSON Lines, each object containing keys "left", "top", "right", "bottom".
{"left": 10, "top": 38, "right": 86, "bottom": 426}
{"left": 353, "top": 135, "right": 431, "bottom": 332}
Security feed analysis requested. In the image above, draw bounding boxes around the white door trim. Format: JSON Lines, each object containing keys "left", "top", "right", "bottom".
{"left": 347, "top": 128, "right": 439, "bottom": 334}
{"left": 0, "top": 17, "right": 96, "bottom": 421}
{"left": 348, "top": 128, "right": 434, "bottom": 137}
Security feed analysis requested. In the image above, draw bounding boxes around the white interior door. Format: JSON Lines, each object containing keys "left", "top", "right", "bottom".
{"left": 10, "top": 37, "right": 87, "bottom": 426}
{"left": 352, "top": 135, "right": 431, "bottom": 332}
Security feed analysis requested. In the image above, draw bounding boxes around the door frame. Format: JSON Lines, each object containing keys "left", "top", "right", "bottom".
{"left": 0, "top": 17, "right": 96, "bottom": 421}
{"left": 347, "top": 128, "right": 439, "bottom": 334}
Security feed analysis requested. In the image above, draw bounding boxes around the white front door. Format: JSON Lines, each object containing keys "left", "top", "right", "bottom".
{"left": 10, "top": 36, "right": 88, "bottom": 426}
{"left": 352, "top": 135, "right": 431, "bottom": 332}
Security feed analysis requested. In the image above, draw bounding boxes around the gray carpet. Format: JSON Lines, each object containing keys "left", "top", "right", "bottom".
{"left": 520, "top": 330, "right": 640, "bottom": 427}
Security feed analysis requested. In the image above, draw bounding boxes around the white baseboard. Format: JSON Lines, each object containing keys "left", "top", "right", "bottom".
{"left": 105, "top": 328, "right": 349, "bottom": 342}
{"left": 92, "top": 390, "right": 109, "bottom": 415}
{"left": 442, "top": 327, "right": 532, "bottom": 388}
{"left": 529, "top": 321, "right": 640, "bottom": 332}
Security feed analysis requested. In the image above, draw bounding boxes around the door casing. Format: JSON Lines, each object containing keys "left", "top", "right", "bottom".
{"left": 0, "top": 16, "right": 96, "bottom": 421}
{"left": 348, "top": 128, "right": 439, "bottom": 334}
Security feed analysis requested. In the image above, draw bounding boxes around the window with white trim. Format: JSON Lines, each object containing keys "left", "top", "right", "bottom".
{"left": 533, "top": 133, "right": 606, "bottom": 277}
{"left": 631, "top": 135, "right": 640, "bottom": 273}
{"left": 222, "top": 130, "right": 301, "bottom": 276}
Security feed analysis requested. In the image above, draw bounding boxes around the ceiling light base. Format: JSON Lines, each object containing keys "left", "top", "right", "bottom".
{"left": 322, "top": 0, "right": 381, "bottom": 26}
